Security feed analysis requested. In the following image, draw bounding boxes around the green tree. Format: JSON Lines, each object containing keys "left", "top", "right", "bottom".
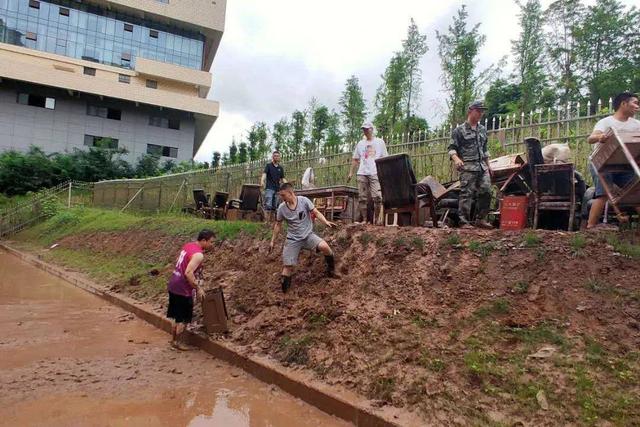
{"left": 272, "top": 118, "right": 291, "bottom": 154}
{"left": 544, "top": 0, "right": 586, "bottom": 104}
{"left": 221, "top": 152, "right": 230, "bottom": 166}
{"left": 135, "top": 154, "right": 161, "bottom": 178}
{"left": 229, "top": 139, "right": 238, "bottom": 164}
{"left": 512, "top": 0, "right": 548, "bottom": 113}
{"left": 437, "top": 5, "right": 501, "bottom": 125}
{"left": 339, "top": 75, "right": 367, "bottom": 146}
{"left": 311, "top": 105, "right": 330, "bottom": 151}
{"left": 575, "top": 0, "right": 639, "bottom": 106}
{"left": 484, "top": 79, "right": 521, "bottom": 126}
{"left": 211, "top": 151, "right": 221, "bottom": 170}
{"left": 238, "top": 142, "right": 248, "bottom": 163}
{"left": 291, "top": 110, "right": 306, "bottom": 156}
{"left": 247, "top": 122, "right": 269, "bottom": 160}
{"left": 401, "top": 18, "right": 428, "bottom": 132}
{"left": 374, "top": 52, "right": 407, "bottom": 137}
{"left": 325, "top": 110, "right": 342, "bottom": 152}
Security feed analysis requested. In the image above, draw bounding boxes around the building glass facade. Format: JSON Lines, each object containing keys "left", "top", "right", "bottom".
{"left": 0, "top": 0, "right": 204, "bottom": 70}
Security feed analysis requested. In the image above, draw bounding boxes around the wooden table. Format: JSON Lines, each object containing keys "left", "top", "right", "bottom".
{"left": 296, "top": 186, "right": 359, "bottom": 222}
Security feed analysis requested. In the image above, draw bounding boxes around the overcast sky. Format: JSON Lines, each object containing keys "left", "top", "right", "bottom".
{"left": 195, "top": 0, "right": 607, "bottom": 162}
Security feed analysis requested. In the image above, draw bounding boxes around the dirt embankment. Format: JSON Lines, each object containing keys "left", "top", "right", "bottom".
{"left": 56, "top": 225, "right": 640, "bottom": 425}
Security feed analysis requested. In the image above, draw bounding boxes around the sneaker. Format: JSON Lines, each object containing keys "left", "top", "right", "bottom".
{"left": 475, "top": 220, "right": 494, "bottom": 230}
{"left": 459, "top": 223, "right": 474, "bottom": 229}
{"left": 326, "top": 270, "right": 341, "bottom": 279}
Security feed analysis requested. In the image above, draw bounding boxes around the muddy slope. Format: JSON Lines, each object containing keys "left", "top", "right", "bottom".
{"left": 56, "top": 226, "right": 640, "bottom": 425}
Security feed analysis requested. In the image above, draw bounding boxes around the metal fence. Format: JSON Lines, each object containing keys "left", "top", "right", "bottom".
{"left": 93, "top": 101, "right": 613, "bottom": 213}
{"left": 0, "top": 181, "right": 93, "bottom": 237}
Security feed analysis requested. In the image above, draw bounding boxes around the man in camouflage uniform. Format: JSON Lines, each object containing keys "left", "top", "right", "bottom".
{"left": 447, "top": 101, "right": 493, "bottom": 229}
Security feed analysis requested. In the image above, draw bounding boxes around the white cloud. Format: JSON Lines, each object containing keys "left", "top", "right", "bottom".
{"left": 195, "top": 0, "right": 599, "bottom": 161}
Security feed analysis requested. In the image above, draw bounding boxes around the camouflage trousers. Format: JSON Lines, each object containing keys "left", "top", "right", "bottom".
{"left": 458, "top": 170, "right": 491, "bottom": 224}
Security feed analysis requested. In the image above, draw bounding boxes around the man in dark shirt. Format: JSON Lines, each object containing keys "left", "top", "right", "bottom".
{"left": 448, "top": 100, "right": 493, "bottom": 229}
{"left": 261, "top": 150, "right": 286, "bottom": 220}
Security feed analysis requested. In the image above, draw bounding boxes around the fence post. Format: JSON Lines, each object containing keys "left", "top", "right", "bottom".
{"left": 67, "top": 181, "right": 72, "bottom": 208}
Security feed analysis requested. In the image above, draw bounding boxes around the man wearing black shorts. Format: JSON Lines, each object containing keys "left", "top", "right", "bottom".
{"left": 167, "top": 229, "right": 215, "bottom": 350}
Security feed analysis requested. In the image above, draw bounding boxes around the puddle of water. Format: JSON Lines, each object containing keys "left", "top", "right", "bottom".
{"left": 0, "top": 252, "right": 350, "bottom": 427}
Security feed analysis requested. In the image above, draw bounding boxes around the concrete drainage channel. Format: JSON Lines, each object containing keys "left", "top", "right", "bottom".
{"left": 0, "top": 243, "right": 399, "bottom": 427}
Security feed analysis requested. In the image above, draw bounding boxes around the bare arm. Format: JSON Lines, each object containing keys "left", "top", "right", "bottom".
{"left": 347, "top": 159, "right": 359, "bottom": 181}
{"left": 184, "top": 253, "right": 205, "bottom": 299}
{"left": 587, "top": 129, "right": 610, "bottom": 145}
{"left": 270, "top": 221, "right": 282, "bottom": 250}
{"left": 312, "top": 208, "right": 336, "bottom": 228}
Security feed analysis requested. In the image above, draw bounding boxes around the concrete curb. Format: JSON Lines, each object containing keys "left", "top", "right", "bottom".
{"left": 1, "top": 243, "right": 399, "bottom": 427}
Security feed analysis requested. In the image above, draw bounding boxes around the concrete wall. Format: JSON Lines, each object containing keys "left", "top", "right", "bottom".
{"left": 0, "top": 82, "right": 195, "bottom": 163}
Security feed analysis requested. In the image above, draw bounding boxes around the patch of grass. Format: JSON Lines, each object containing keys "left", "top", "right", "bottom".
{"left": 468, "top": 240, "right": 496, "bottom": 258}
{"left": 584, "top": 336, "right": 606, "bottom": 366}
{"left": 512, "top": 280, "right": 529, "bottom": 294}
{"left": 535, "top": 247, "right": 547, "bottom": 262}
{"left": 43, "top": 248, "right": 165, "bottom": 299}
{"left": 358, "top": 232, "right": 374, "bottom": 246}
{"left": 570, "top": 233, "right": 588, "bottom": 255}
{"left": 393, "top": 236, "right": 409, "bottom": 249}
{"left": 607, "top": 235, "right": 640, "bottom": 259}
{"left": 278, "top": 335, "right": 313, "bottom": 365}
{"left": 307, "top": 312, "right": 329, "bottom": 329}
{"left": 17, "top": 207, "right": 265, "bottom": 246}
{"left": 368, "top": 376, "right": 396, "bottom": 402}
{"left": 522, "top": 231, "right": 541, "bottom": 247}
{"left": 412, "top": 314, "right": 437, "bottom": 328}
{"left": 464, "top": 349, "right": 499, "bottom": 377}
{"left": 442, "top": 233, "right": 461, "bottom": 248}
{"left": 410, "top": 236, "right": 425, "bottom": 251}
{"left": 574, "top": 365, "right": 599, "bottom": 424}
{"left": 375, "top": 236, "right": 387, "bottom": 247}
{"left": 505, "top": 322, "right": 569, "bottom": 351}
{"left": 584, "top": 277, "right": 609, "bottom": 293}
{"left": 474, "top": 298, "right": 510, "bottom": 318}
{"left": 418, "top": 351, "right": 446, "bottom": 372}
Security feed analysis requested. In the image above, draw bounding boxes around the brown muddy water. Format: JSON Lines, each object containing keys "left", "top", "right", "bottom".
{"left": 0, "top": 252, "right": 350, "bottom": 427}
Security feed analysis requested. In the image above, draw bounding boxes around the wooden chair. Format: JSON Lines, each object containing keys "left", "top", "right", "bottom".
{"left": 193, "top": 189, "right": 214, "bottom": 219}
{"left": 532, "top": 162, "right": 576, "bottom": 231}
{"left": 375, "top": 153, "right": 439, "bottom": 227}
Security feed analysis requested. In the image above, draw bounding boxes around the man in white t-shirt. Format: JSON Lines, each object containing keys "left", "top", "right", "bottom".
{"left": 347, "top": 122, "right": 388, "bottom": 224}
{"left": 586, "top": 91, "right": 640, "bottom": 229}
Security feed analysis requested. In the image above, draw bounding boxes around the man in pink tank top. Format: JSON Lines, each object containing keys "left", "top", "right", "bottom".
{"left": 167, "top": 229, "right": 216, "bottom": 350}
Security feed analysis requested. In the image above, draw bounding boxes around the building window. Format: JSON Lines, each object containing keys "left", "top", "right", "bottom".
{"left": 84, "top": 67, "right": 96, "bottom": 76}
{"left": 26, "top": 32, "right": 37, "bottom": 41}
{"left": 147, "top": 144, "right": 178, "bottom": 158}
{"left": 168, "top": 119, "right": 180, "bottom": 130}
{"left": 146, "top": 79, "right": 158, "bottom": 89}
{"left": 87, "top": 105, "right": 121, "bottom": 121}
{"left": 0, "top": 1, "right": 205, "bottom": 71}
{"left": 118, "top": 74, "right": 130, "bottom": 84}
{"left": 149, "top": 116, "right": 180, "bottom": 130}
{"left": 84, "top": 135, "right": 119, "bottom": 149}
{"left": 17, "top": 93, "right": 55, "bottom": 110}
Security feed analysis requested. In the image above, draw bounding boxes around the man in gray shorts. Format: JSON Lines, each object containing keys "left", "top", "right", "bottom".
{"left": 269, "top": 183, "right": 338, "bottom": 293}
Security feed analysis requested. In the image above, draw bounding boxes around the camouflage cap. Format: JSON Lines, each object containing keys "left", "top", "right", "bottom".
{"left": 468, "top": 100, "right": 487, "bottom": 111}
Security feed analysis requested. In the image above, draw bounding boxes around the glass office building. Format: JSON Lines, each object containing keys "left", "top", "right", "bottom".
{"left": 0, "top": 0, "right": 204, "bottom": 70}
